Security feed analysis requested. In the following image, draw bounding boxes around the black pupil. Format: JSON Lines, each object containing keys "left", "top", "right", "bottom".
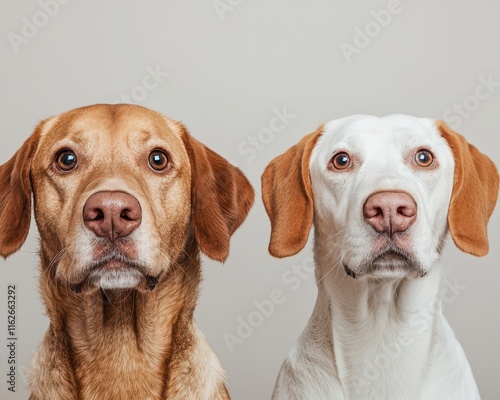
{"left": 61, "top": 152, "right": 76, "bottom": 166}
{"left": 336, "top": 154, "right": 349, "bottom": 166}
{"left": 418, "top": 152, "right": 429, "bottom": 163}
{"left": 152, "top": 153, "right": 165, "bottom": 165}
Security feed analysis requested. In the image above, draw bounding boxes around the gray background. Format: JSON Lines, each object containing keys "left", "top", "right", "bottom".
{"left": 1, "top": 1, "right": 499, "bottom": 399}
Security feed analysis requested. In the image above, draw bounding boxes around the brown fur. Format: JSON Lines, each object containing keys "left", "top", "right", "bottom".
{"left": 181, "top": 127, "right": 255, "bottom": 262}
{"left": 0, "top": 127, "right": 41, "bottom": 256}
{"left": 437, "top": 120, "right": 499, "bottom": 256}
{"left": 0, "top": 104, "right": 254, "bottom": 399}
{"left": 261, "top": 127, "right": 323, "bottom": 258}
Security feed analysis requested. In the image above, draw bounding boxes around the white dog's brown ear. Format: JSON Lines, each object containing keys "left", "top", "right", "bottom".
{"left": 261, "top": 127, "right": 322, "bottom": 258}
{"left": 181, "top": 127, "right": 255, "bottom": 263}
{"left": 0, "top": 127, "right": 42, "bottom": 258}
{"left": 437, "top": 121, "right": 499, "bottom": 256}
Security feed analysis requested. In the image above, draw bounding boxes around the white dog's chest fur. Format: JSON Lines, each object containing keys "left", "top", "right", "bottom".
{"left": 273, "top": 256, "right": 480, "bottom": 399}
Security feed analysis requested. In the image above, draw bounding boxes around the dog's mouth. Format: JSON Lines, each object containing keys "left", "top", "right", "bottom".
{"left": 344, "top": 247, "right": 425, "bottom": 279}
{"left": 69, "top": 250, "right": 159, "bottom": 293}
{"left": 90, "top": 254, "right": 142, "bottom": 272}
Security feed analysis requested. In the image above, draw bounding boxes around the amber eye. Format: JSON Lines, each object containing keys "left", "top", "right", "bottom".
{"left": 415, "top": 149, "right": 434, "bottom": 167}
{"left": 148, "top": 150, "right": 169, "bottom": 172}
{"left": 330, "top": 152, "right": 351, "bottom": 170}
{"left": 56, "top": 150, "right": 78, "bottom": 172}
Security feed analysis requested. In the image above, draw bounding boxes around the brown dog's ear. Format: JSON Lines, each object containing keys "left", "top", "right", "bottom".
{"left": 261, "top": 127, "right": 323, "bottom": 258}
{"left": 181, "top": 127, "right": 254, "bottom": 262}
{"left": 437, "top": 121, "right": 499, "bottom": 257}
{"left": 0, "top": 126, "right": 42, "bottom": 258}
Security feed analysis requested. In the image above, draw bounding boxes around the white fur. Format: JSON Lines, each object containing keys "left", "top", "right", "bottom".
{"left": 272, "top": 115, "right": 481, "bottom": 399}
{"left": 92, "top": 268, "right": 142, "bottom": 289}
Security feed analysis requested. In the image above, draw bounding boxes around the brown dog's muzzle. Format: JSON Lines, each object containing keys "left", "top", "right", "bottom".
{"left": 83, "top": 191, "right": 142, "bottom": 241}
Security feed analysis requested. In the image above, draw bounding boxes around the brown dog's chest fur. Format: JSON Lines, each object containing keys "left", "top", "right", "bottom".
{"left": 29, "top": 246, "right": 229, "bottom": 400}
{"left": 68, "top": 288, "right": 182, "bottom": 399}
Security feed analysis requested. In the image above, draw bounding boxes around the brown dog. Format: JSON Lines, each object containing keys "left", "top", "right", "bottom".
{"left": 0, "top": 104, "right": 254, "bottom": 400}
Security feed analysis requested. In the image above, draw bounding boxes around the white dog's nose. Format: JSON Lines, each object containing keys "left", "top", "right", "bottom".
{"left": 363, "top": 191, "right": 417, "bottom": 235}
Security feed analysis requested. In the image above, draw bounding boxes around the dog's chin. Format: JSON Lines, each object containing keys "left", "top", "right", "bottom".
{"left": 90, "top": 267, "right": 143, "bottom": 290}
{"left": 69, "top": 259, "right": 161, "bottom": 293}
{"left": 344, "top": 250, "right": 426, "bottom": 279}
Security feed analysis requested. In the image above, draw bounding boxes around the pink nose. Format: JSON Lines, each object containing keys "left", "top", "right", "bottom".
{"left": 363, "top": 191, "right": 417, "bottom": 235}
{"left": 83, "top": 191, "right": 142, "bottom": 241}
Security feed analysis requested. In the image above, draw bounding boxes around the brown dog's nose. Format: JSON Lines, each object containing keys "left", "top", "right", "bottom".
{"left": 83, "top": 192, "right": 142, "bottom": 241}
{"left": 363, "top": 191, "right": 417, "bottom": 235}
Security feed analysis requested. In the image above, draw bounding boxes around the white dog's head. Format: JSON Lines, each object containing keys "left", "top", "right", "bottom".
{"left": 262, "top": 115, "right": 498, "bottom": 279}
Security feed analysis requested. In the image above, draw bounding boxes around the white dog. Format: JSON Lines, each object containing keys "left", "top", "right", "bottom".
{"left": 262, "top": 115, "right": 499, "bottom": 400}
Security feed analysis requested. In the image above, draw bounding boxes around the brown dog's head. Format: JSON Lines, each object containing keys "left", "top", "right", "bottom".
{"left": 0, "top": 104, "right": 254, "bottom": 291}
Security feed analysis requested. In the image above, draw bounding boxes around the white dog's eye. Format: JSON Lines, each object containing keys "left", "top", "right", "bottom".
{"left": 329, "top": 152, "right": 351, "bottom": 171}
{"left": 415, "top": 149, "right": 434, "bottom": 168}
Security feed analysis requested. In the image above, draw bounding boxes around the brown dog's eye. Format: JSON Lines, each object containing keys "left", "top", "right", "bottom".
{"left": 330, "top": 152, "right": 351, "bottom": 170}
{"left": 415, "top": 150, "right": 434, "bottom": 167}
{"left": 148, "top": 150, "right": 169, "bottom": 172}
{"left": 56, "top": 150, "right": 78, "bottom": 172}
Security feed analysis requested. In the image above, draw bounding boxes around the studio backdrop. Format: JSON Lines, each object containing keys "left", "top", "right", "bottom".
{"left": 1, "top": 1, "right": 499, "bottom": 399}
